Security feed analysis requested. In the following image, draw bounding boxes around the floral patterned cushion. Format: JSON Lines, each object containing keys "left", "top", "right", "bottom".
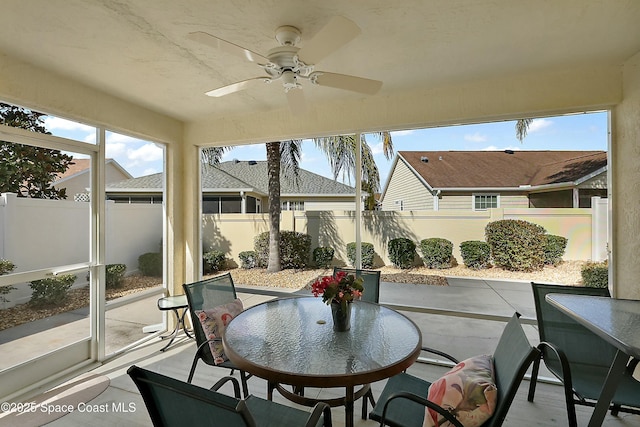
{"left": 195, "top": 298, "right": 243, "bottom": 365}
{"left": 423, "top": 354, "right": 497, "bottom": 427}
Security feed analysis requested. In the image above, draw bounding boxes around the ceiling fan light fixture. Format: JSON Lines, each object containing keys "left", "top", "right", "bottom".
{"left": 281, "top": 70, "right": 301, "bottom": 92}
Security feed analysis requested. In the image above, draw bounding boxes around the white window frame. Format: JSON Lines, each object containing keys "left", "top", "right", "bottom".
{"left": 394, "top": 200, "right": 404, "bottom": 211}
{"left": 473, "top": 193, "right": 499, "bottom": 211}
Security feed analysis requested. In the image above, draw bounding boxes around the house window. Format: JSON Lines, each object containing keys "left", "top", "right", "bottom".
{"left": 474, "top": 194, "right": 499, "bottom": 210}
{"left": 281, "top": 200, "right": 304, "bottom": 211}
{"left": 394, "top": 200, "right": 404, "bottom": 211}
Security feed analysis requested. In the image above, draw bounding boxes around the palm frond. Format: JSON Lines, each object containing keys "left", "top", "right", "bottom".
{"left": 279, "top": 140, "right": 302, "bottom": 188}
{"left": 515, "top": 118, "right": 533, "bottom": 142}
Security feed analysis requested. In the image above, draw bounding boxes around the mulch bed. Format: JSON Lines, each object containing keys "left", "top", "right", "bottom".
{"left": 0, "top": 275, "right": 161, "bottom": 331}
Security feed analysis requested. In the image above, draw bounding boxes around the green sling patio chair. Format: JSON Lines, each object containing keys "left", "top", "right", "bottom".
{"left": 128, "top": 365, "right": 332, "bottom": 427}
{"left": 369, "top": 313, "right": 539, "bottom": 427}
{"left": 528, "top": 282, "right": 640, "bottom": 427}
{"left": 183, "top": 272, "right": 252, "bottom": 397}
{"left": 333, "top": 267, "right": 381, "bottom": 304}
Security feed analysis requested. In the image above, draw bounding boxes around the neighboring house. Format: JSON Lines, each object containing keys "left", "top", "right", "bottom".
{"left": 53, "top": 158, "right": 133, "bottom": 200}
{"left": 380, "top": 150, "right": 607, "bottom": 211}
{"left": 106, "top": 160, "right": 356, "bottom": 213}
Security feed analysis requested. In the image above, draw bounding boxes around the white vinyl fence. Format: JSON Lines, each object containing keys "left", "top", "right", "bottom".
{"left": 0, "top": 193, "right": 163, "bottom": 307}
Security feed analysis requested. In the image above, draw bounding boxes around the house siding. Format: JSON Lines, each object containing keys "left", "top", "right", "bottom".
{"left": 382, "top": 159, "right": 433, "bottom": 211}
{"left": 500, "top": 194, "right": 529, "bottom": 208}
{"left": 438, "top": 194, "right": 471, "bottom": 210}
{"left": 579, "top": 171, "right": 607, "bottom": 189}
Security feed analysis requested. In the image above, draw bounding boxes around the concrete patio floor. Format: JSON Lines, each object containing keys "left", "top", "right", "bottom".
{"left": 3, "top": 277, "right": 640, "bottom": 426}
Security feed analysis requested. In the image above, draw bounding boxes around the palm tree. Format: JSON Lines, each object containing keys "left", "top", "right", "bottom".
{"left": 201, "top": 141, "right": 301, "bottom": 273}
{"left": 313, "top": 132, "right": 394, "bottom": 206}
{"left": 201, "top": 133, "right": 390, "bottom": 272}
{"left": 264, "top": 140, "right": 301, "bottom": 272}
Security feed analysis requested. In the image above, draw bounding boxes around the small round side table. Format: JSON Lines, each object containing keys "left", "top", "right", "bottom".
{"left": 157, "top": 295, "right": 193, "bottom": 352}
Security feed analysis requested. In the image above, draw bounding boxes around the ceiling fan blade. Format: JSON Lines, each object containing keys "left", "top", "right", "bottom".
{"left": 310, "top": 72, "right": 382, "bottom": 95}
{"left": 286, "top": 88, "right": 307, "bottom": 115}
{"left": 188, "top": 31, "right": 269, "bottom": 64}
{"left": 297, "top": 16, "right": 361, "bottom": 64}
{"left": 205, "top": 77, "right": 269, "bottom": 97}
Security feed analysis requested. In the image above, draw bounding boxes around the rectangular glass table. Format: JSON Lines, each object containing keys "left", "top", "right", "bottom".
{"left": 546, "top": 293, "right": 640, "bottom": 427}
{"left": 223, "top": 296, "right": 422, "bottom": 427}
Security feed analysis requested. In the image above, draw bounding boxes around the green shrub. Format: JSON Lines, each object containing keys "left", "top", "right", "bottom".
{"left": 106, "top": 264, "right": 126, "bottom": 289}
{"left": 459, "top": 241, "right": 491, "bottom": 270}
{"left": 419, "top": 238, "right": 453, "bottom": 269}
{"left": 0, "top": 259, "right": 16, "bottom": 303}
{"left": 238, "top": 251, "right": 257, "bottom": 269}
{"left": 543, "top": 234, "right": 568, "bottom": 266}
{"left": 29, "top": 274, "right": 76, "bottom": 307}
{"left": 203, "top": 250, "right": 226, "bottom": 274}
{"left": 138, "top": 252, "right": 163, "bottom": 277}
{"left": 254, "top": 231, "right": 311, "bottom": 269}
{"left": 346, "top": 242, "right": 375, "bottom": 269}
{"left": 0, "top": 259, "right": 15, "bottom": 275}
{"left": 313, "top": 247, "right": 335, "bottom": 268}
{"left": 581, "top": 261, "right": 608, "bottom": 288}
{"left": 388, "top": 238, "right": 416, "bottom": 269}
{"left": 485, "top": 219, "right": 546, "bottom": 271}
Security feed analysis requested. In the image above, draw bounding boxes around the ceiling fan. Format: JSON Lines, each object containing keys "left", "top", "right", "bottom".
{"left": 188, "top": 16, "right": 382, "bottom": 112}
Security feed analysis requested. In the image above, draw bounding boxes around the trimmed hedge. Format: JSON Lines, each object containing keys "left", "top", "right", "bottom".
{"left": 29, "top": 274, "right": 76, "bottom": 307}
{"left": 254, "top": 231, "right": 311, "bottom": 269}
{"left": 485, "top": 219, "right": 546, "bottom": 272}
{"left": 543, "top": 234, "right": 568, "bottom": 266}
{"left": 203, "top": 250, "right": 226, "bottom": 273}
{"left": 581, "top": 261, "right": 608, "bottom": 288}
{"left": 106, "top": 264, "right": 126, "bottom": 289}
{"left": 313, "top": 247, "right": 335, "bottom": 268}
{"left": 238, "top": 251, "right": 257, "bottom": 269}
{"left": 388, "top": 238, "right": 416, "bottom": 269}
{"left": 460, "top": 241, "right": 491, "bottom": 270}
{"left": 0, "top": 259, "right": 16, "bottom": 303}
{"left": 0, "top": 259, "right": 15, "bottom": 275}
{"left": 138, "top": 252, "right": 163, "bottom": 277}
{"left": 346, "top": 242, "right": 375, "bottom": 269}
{"left": 419, "top": 238, "right": 453, "bottom": 269}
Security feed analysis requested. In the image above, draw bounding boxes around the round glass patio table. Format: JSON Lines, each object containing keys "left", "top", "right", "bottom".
{"left": 223, "top": 296, "right": 422, "bottom": 427}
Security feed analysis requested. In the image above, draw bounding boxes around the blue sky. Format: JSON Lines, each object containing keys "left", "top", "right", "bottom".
{"left": 44, "top": 111, "right": 608, "bottom": 187}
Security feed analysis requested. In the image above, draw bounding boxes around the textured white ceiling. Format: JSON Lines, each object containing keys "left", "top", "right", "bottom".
{"left": 1, "top": 0, "right": 639, "bottom": 123}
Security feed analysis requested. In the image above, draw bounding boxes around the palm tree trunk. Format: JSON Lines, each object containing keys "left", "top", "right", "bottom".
{"left": 266, "top": 141, "right": 281, "bottom": 272}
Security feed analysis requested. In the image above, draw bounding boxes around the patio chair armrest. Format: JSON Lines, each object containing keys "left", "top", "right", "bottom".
{"left": 305, "top": 402, "right": 332, "bottom": 427}
{"left": 538, "top": 341, "right": 573, "bottom": 385}
{"left": 195, "top": 337, "right": 221, "bottom": 354}
{"left": 421, "top": 346, "right": 460, "bottom": 364}
{"left": 210, "top": 376, "right": 241, "bottom": 398}
{"left": 381, "top": 391, "right": 464, "bottom": 427}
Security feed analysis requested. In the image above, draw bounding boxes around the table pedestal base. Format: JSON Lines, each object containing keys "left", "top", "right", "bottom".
{"left": 269, "top": 381, "right": 371, "bottom": 427}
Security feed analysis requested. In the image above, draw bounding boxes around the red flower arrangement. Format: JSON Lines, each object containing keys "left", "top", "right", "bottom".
{"left": 311, "top": 271, "right": 364, "bottom": 309}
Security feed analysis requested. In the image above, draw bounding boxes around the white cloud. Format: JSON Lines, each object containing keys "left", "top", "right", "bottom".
{"left": 528, "top": 118, "right": 553, "bottom": 133}
{"left": 370, "top": 142, "right": 385, "bottom": 155}
{"left": 464, "top": 132, "right": 488, "bottom": 142}
{"left": 127, "top": 143, "right": 164, "bottom": 162}
{"left": 482, "top": 145, "right": 521, "bottom": 151}
{"left": 44, "top": 116, "right": 94, "bottom": 132}
{"left": 390, "top": 129, "right": 416, "bottom": 137}
{"left": 106, "top": 142, "right": 127, "bottom": 158}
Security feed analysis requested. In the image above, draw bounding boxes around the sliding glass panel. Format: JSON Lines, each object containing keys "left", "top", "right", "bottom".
{"left": 0, "top": 141, "right": 91, "bottom": 370}
{"left": 103, "top": 131, "right": 165, "bottom": 355}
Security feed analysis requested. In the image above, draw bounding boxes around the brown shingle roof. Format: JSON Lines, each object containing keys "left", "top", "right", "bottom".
{"left": 399, "top": 150, "right": 607, "bottom": 189}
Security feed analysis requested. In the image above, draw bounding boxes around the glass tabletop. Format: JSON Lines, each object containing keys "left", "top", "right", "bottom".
{"left": 157, "top": 294, "right": 188, "bottom": 310}
{"left": 223, "top": 296, "right": 422, "bottom": 386}
{"left": 546, "top": 293, "right": 640, "bottom": 358}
